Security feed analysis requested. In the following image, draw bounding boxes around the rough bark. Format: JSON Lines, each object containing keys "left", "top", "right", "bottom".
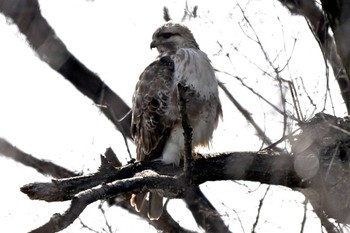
{"left": 21, "top": 150, "right": 300, "bottom": 232}
{"left": 20, "top": 152, "right": 302, "bottom": 202}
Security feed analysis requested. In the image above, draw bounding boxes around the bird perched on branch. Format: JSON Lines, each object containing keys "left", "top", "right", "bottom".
{"left": 130, "top": 22, "right": 222, "bottom": 220}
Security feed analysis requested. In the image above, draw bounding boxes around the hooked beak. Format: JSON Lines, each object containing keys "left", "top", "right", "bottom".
{"left": 150, "top": 40, "right": 157, "bottom": 49}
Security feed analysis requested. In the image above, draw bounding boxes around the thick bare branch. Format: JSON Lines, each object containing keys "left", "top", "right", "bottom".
{"left": 16, "top": 112, "right": 350, "bottom": 232}
{"left": 30, "top": 173, "right": 180, "bottom": 233}
{"left": 22, "top": 112, "right": 350, "bottom": 231}
{"left": 23, "top": 150, "right": 298, "bottom": 232}
{"left": 321, "top": 0, "right": 350, "bottom": 90}
{"left": 184, "top": 187, "right": 231, "bottom": 233}
{"left": 0, "top": 138, "right": 79, "bottom": 178}
{"left": 0, "top": 0, "right": 132, "bottom": 137}
{"left": 20, "top": 158, "right": 177, "bottom": 201}
{"left": 21, "top": 151, "right": 302, "bottom": 202}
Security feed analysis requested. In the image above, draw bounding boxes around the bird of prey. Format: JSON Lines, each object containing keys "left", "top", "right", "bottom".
{"left": 130, "top": 22, "right": 222, "bottom": 220}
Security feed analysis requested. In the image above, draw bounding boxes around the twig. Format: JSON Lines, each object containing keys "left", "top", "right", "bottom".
{"left": 106, "top": 103, "right": 133, "bottom": 160}
{"left": 300, "top": 198, "right": 308, "bottom": 233}
{"left": 279, "top": 0, "right": 350, "bottom": 114}
{"left": 262, "top": 128, "right": 300, "bottom": 151}
{"left": 252, "top": 185, "right": 270, "bottom": 233}
{"left": 289, "top": 80, "right": 303, "bottom": 122}
{"left": 79, "top": 218, "right": 99, "bottom": 233}
{"left": 237, "top": 3, "right": 275, "bottom": 71}
{"left": 98, "top": 202, "right": 114, "bottom": 233}
{"left": 181, "top": 1, "right": 198, "bottom": 22}
{"left": 237, "top": 2, "right": 295, "bottom": 140}
{"left": 298, "top": 77, "right": 317, "bottom": 118}
{"left": 215, "top": 68, "right": 299, "bottom": 122}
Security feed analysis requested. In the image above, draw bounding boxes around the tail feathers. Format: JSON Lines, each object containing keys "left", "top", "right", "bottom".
{"left": 148, "top": 192, "right": 163, "bottom": 220}
{"left": 130, "top": 192, "right": 164, "bottom": 220}
{"left": 130, "top": 192, "right": 147, "bottom": 212}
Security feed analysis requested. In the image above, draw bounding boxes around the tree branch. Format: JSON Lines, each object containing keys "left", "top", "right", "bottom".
{"left": 279, "top": 0, "right": 350, "bottom": 114}
{"left": 18, "top": 112, "right": 350, "bottom": 231}
{"left": 320, "top": 0, "right": 350, "bottom": 96}
{"left": 219, "top": 82, "right": 273, "bottom": 146}
{"left": 29, "top": 172, "right": 181, "bottom": 233}
{"left": 22, "top": 150, "right": 301, "bottom": 232}
{"left": 0, "top": 137, "right": 79, "bottom": 178}
{"left": 0, "top": 0, "right": 132, "bottom": 136}
{"left": 184, "top": 187, "right": 231, "bottom": 233}
{"left": 21, "top": 151, "right": 303, "bottom": 202}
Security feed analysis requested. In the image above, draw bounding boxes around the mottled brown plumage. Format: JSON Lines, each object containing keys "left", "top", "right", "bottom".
{"left": 131, "top": 56, "right": 177, "bottom": 162}
{"left": 130, "top": 22, "right": 222, "bottom": 220}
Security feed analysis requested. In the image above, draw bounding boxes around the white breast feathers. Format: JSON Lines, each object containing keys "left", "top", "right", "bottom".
{"left": 171, "top": 48, "right": 219, "bottom": 99}
{"left": 159, "top": 48, "right": 221, "bottom": 165}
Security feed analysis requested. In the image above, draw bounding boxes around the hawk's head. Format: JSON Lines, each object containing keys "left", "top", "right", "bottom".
{"left": 151, "top": 22, "right": 199, "bottom": 54}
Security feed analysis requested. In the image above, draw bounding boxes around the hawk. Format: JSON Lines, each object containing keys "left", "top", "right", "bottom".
{"left": 130, "top": 22, "right": 222, "bottom": 220}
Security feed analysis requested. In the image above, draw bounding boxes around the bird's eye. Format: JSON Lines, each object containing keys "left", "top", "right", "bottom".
{"left": 160, "top": 33, "right": 173, "bottom": 39}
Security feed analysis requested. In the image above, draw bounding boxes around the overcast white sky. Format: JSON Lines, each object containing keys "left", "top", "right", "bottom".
{"left": 0, "top": 0, "right": 346, "bottom": 232}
